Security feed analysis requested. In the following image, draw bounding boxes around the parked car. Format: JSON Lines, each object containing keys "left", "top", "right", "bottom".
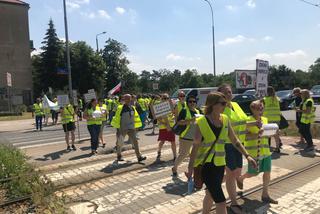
{"left": 171, "top": 87, "right": 218, "bottom": 108}
{"left": 276, "top": 90, "right": 294, "bottom": 110}
{"left": 243, "top": 89, "right": 256, "bottom": 97}
{"left": 232, "top": 94, "right": 257, "bottom": 115}
{"left": 311, "top": 85, "right": 320, "bottom": 104}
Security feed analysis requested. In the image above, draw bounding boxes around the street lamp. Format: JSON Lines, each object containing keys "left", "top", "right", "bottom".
{"left": 203, "top": 0, "right": 216, "bottom": 77}
{"left": 96, "top": 31, "right": 107, "bottom": 52}
{"left": 63, "top": 0, "right": 73, "bottom": 103}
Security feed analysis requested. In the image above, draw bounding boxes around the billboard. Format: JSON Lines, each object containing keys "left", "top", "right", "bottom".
{"left": 235, "top": 70, "right": 256, "bottom": 89}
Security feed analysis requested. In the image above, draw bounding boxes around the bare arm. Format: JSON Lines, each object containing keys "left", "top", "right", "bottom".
{"left": 186, "top": 124, "right": 202, "bottom": 178}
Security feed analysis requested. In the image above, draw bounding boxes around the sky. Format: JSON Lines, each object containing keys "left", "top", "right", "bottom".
{"left": 26, "top": 0, "right": 320, "bottom": 75}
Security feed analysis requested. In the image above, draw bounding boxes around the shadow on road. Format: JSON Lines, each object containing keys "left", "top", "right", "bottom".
{"left": 239, "top": 197, "right": 271, "bottom": 214}
{"left": 162, "top": 177, "right": 187, "bottom": 196}
{"left": 100, "top": 160, "right": 141, "bottom": 174}
{"left": 35, "top": 149, "right": 69, "bottom": 161}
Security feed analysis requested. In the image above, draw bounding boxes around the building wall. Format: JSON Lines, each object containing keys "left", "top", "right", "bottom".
{"left": 0, "top": 2, "right": 32, "bottom": 111}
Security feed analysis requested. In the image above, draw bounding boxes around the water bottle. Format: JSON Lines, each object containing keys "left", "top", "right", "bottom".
{"left": 187, "top": 177, "right": 194, "bottom": 195}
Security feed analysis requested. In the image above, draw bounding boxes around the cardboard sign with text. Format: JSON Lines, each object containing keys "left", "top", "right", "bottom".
{"left": 57, "top": 95, "right": 70, "bottom": 107}
{"left": 150, "top": 101, "right": 173, "bottom": 119}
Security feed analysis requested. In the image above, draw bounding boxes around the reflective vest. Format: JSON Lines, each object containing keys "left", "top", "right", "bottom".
{"left": 78, "top": 99, "right": 83, "bottom": 109}
{"left": 245, "top": 116, "right": 271, "bottom": 160}
{"left": 96, "top": 104, "right": 108, "bottom": 122}
{"left": 223, "top": 102, "right": 248, "bottom": 144}
{"left": 107, "top": 99, "right": 113, "bottom": 111}
{"left": 138, "top": 98, "right": 147, "bottom": 111}
{"left": 33, "top": 103, "right": 43, "bottom": 116}
{"left": 111, "top": 105, "right": 142, "bottom": 129}
{"left": 86, "top": 107, "right": 103, "bottom": 125}
{"left": 180, "top": 107, "right": 200, "bottom": 138}
{"left": 159, "top": 113, "right": 175, "bottom": 129}
{"left": 176, "top": 101, "right": 186, "bottom": 115}
{"left": 263, "top": 96, "right": 281, "bottom": 123}
{"left": 194, "top": 114, "right": 228, "bottom": 167}
{"left": 301, "top": 98, "right": 316, "bottom": 124}
{"left": 62, "top": 104, "right": 75, "bottom": 124}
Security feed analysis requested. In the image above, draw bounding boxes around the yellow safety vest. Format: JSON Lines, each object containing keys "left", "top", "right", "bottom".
{"left": 62, "top": 104, "right": 75, "bottom": 124}
{"left": 159, "top": 113, "right": 175, "bottom": 129}
{"left": 194, "top": 114, "right": 228, "bottom": 167}
{"left": 86, "top": 107, "right": 103, "bottom": 125}
{"left": 301, "top": 98, "right": 316, "bottom": 124}
{"left": 176, "top": 101, "right": 186, "bottom": 115}
{"left": 96, "top": 104, "right": 108, "bottom": 122}
{"left": 245, "top": 116, "right": 271, "bottom": 160}
{"left": 180, "top": 107, "right": 200, "bottom": 138}
{"left": 223, "top": 102, "right": 248, "bottom": 144}
{"left": 138, "top": 98, "right": 147, "bottom": 111}
{"left": 33, "top": 103, "right": 43, "bottom": 116}
{"left": 111, "top": 105, "right": 142, "bottom": 129}
{"left": 263, "top": 96, "right": 281, "bottom": 123}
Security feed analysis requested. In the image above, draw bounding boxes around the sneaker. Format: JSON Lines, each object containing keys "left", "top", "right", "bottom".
{"left": 262, "top": 196, "right": 278, "bottom": 204}
{"left": 304, "top": 145, "right": 314, "bottom": 152}
{"left": 71, "top": 145, "right": 77, "bottom": 151}
{"left": 273, "top": 148, "right": 280, "bottom": 153}
{"left": 66, "top": 146, "right": 71, "bottom": 151}
{"left": 117, "top": 155, "right": 124, "bottom": 161}
{"left": 138, "top": 156, "right": 147, "bottom": 162}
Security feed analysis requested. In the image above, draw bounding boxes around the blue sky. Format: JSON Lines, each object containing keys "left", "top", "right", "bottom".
{"left": 27, "top": 0, "right": 320, "bottom": 75}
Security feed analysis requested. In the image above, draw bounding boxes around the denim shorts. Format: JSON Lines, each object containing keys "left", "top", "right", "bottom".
{"left": 225, "top": 143, "right": 243, "bottom": 171}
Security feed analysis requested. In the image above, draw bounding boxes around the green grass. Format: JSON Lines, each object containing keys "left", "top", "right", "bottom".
{"left": 0, "top": 112, "right": 33, "bottom": 121}
{"left": 0, "top": 143, "right": 66, "bottom": 213}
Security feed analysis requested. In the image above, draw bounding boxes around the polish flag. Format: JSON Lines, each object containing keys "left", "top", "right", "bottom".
{"left": 108, "top": 82, "right": 121, "bottom": 95}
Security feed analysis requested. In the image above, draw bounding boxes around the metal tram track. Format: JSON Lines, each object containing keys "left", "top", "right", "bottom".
{"left": 1, "top": 160, "right": 320, "bottom": 210}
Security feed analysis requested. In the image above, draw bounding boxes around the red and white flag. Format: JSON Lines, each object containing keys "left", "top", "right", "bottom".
{"left": 108, "top": 82, "right": 121, "bottom": 95}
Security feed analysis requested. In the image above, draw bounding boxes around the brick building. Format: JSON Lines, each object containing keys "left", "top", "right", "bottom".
{"left": 0, "top": 0, "right": 32, "bottom": 111}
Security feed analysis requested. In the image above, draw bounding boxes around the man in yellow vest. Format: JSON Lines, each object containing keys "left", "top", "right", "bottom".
{"left": 262, "top": 86, "right": 282, "bottom": 153}
{"left": 174, "top": 91, "right": 186, "bottom": 120}
{"left": 60, "top": 103, "right": 76, "bottom": 151}
{"left": 32, "top": 98, "right": 44, "bottom": 131}
{"left": 111, "top": 94, "right": 147, "bottom": 162}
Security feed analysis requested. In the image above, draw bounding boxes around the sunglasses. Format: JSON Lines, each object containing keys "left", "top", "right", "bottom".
{"left": 162, "top": 97, "right": 169, "bottom": 100}
{"left": 188, "top": 100, "right": 196, "bottom": 103}
{"left": 179, "top": 95, "right": 185, "bottom": 98}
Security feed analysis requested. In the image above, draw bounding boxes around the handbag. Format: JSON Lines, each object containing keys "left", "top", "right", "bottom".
{"left": 193, "top": 116, "right": 220, "bottom": 189}
{"left": 279, "top": 114, "right": 289, "bottom": 130}
{"left": 172, "top": 123, "right": 186, "bottom": 135}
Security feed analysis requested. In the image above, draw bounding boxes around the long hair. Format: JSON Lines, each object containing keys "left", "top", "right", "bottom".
{"left": 204, "top": 92, "right": 226, "bottom": 115}
{"left": 267, "top": 86, "right": 275, "bottom": 97}
{"left": 301, "top": 89, "right": 311, "bottom": 100}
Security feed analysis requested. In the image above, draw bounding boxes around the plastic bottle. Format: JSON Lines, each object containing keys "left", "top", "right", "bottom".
{"left": 187, "top": 177, "right": 194, "bottom": 195}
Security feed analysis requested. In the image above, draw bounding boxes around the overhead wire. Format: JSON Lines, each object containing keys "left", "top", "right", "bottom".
{"left": 298, "top": 0, "right": 320, "bottom": 8}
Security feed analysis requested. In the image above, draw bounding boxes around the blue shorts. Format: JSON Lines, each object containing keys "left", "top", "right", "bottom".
{"left": 225, "top": 143, "right": 243, "bottom": 171}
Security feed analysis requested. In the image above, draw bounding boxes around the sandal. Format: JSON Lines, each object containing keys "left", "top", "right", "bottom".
{"left": 230, "top": 204, "right": 243, "bottom": 214}
{"left": 262, "top": 196, "right": 278, "bottom": 204}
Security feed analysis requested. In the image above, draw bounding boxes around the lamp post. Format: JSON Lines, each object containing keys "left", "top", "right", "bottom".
{"left": 63, "top": 0, "right": 73, "bottom": 103}
{"left": 96, "top": 31, "right": 107, "bottom": 52}
{"left": 203, "top": 0, "right": 216, "bottom": 77}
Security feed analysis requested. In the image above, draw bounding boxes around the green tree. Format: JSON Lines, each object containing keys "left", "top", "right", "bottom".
{"left": 39, "top": 19, "right": 65, "bottom": 92}
{"left": 309, "top": 58, "right": 320, "bottom": 86}
{"left": 70, "top": 41, "right": 106, "bottom": 95}
{"left": 180, "top": 69, "right": 203, "bottom": 88}
{"left": 138, "top": 70, "right": 153, "bottom": 93}
{"left": 102, "top": 39, "right": 131, "bottom": 92}
{"left": 31, "top": 55, "right": 43, "bottom": 98}
{"left": 269, "top": 65, "right": 295, "bottom": 90}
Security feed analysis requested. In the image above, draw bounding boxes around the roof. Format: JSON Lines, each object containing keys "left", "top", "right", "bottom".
{"left": 0, "top": 0, "right": 29, "bottom": 6}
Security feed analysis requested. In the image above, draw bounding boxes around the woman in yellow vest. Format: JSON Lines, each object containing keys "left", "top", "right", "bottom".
{"left": 84, "top": 98, "right": 102, "bottom": 155}
{"left": 172, "top": 95, "right": 200, "bottom": 176}
{"left": 174, "top": 91, "right": 186, "bottom": 120}
{"left": 32, "top": 98, "right": 44, "bottom": 131}
{"left": 217, "top": 84, "right": 252, "bottom": 213}
{"left": 97, "top": 98, "right": 108, "bottom": 148}
{"left": 60, "top": 103, "right": 76, "bottom": 151}
{"left": 237, "top": 100, "right": 278, "bottom": 204}
{"left": 295, "top": 89, "right": 316, "bottom": 152}
{"left": 186, "top": 92, "right": 256, "bottom": 214}
{"left": 157, "top": 93, "right": 177, "bottom": 161}
{"left": 149, "top": 94, "right": 161, "bottom": 135}
{"left": 262, "top": 86, "right": 282, "bottom": 153}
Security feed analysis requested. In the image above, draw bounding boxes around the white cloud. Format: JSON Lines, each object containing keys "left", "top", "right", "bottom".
{"left": 262, "top": 36, "right": 273, "bottom": 41}
{"left": 98, "top": 10, "right": 111, "bottom": 19}
{"left": 317, "top": 23, "right": 320, "bottom": 28}
{"left": 166, "top": 53, "right": 201, "bottom": 61}
{"left": 273, "top": 50, "right": 307, "bottom": 59}
{"left": 246, "top": 0, "right": 256, "bottom": 9}
{"left": 116, "top": 7, "right": 126, "bottom": 15}
{"left": 31, "top": 49, "right": 43, "bottom": 57}
{"left": 251, "top": 53, "right": 272, "bottom": 61}
{"left": 70, "top": 0, "right": 90, "bottom": 4}
{"left": 66, "top": 2, "right": 80, "bottom": 10}
{"left": 218, "top": 35, "right": 247, "bottom": 45}
{"left": 128, "top": 9, "right": 138, "bottom": 24}
{"left": 226, "top": 5, "right": 237, "bottom": 11}
{"left": 80, "top": 11, "right": 96, "bottom": 19}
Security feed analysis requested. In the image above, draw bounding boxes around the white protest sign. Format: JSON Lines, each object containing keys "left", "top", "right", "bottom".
{"left": 84, "top": 92, "right": 96, "bottom": 103}
{"left": 7, "top": 72, "right": 12, "bottom": 87}
{"left": 151, "top": 101, "right": 173, "bottom": 119}
{"left": 73, "top": 90, "right": 78, "bottom": 106}
{"left": 88, "top": 89, "right": 95, "bottom": 94}
{"left": 57, "top": 95, "right": 70, "bottom": 107}
{"left": 256, "top": 59, "right": 269, "bottom": 98}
